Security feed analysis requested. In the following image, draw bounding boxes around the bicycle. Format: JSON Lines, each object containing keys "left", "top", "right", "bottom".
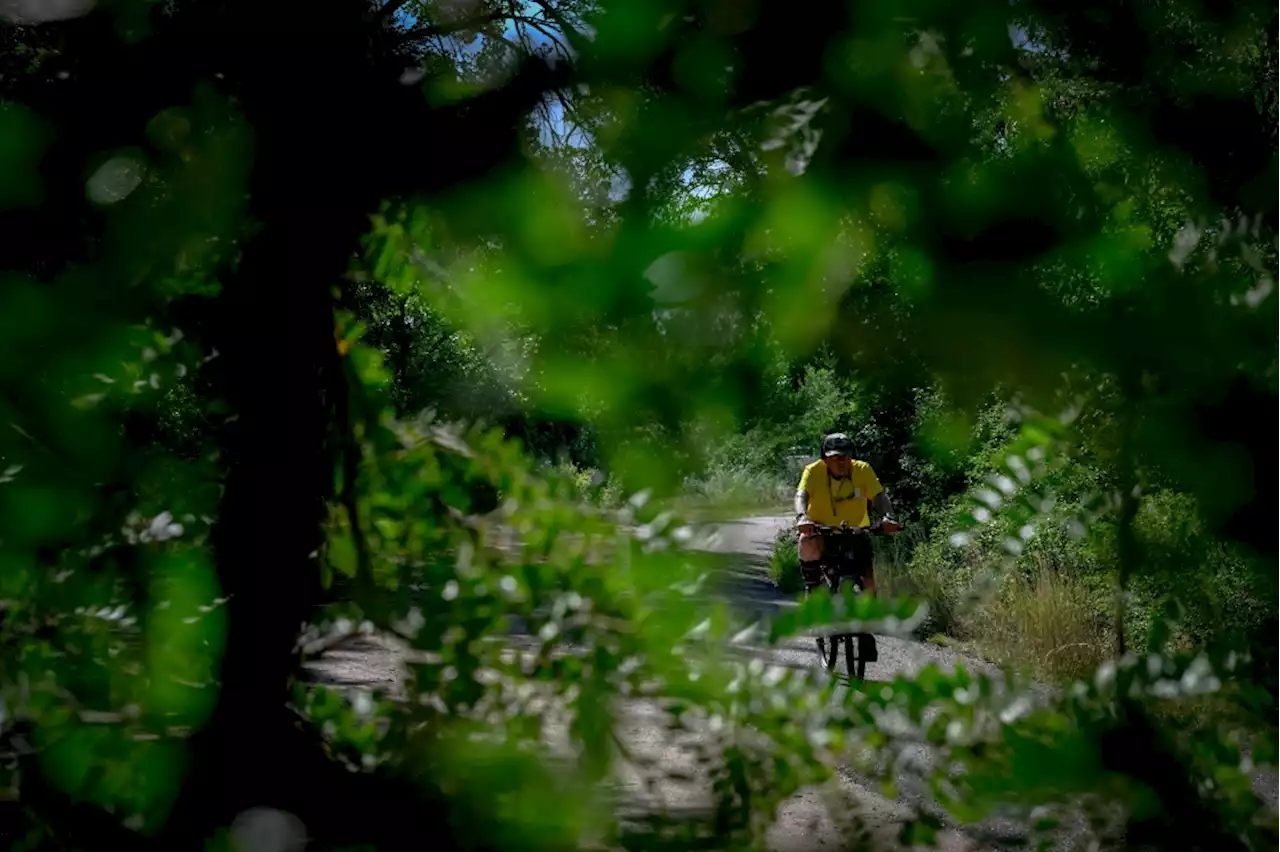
{"left": 797, "top": 518, "right": 902, "bottom": 680}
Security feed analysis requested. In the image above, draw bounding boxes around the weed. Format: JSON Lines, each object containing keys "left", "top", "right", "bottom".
{"left": 767, "top": 526, "right": 802, "bottom": 595}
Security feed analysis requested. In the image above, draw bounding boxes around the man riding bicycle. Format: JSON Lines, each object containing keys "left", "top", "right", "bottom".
{"left": 794, "top": 433, "right": 898, "bottom": 596}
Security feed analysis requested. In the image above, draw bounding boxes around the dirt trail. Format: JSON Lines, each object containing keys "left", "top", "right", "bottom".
{"left": 303, "top": 515, "right": 1277, "bottom": 851}
{"left": 303, "top": 515, "right": 984, "bottom": 850}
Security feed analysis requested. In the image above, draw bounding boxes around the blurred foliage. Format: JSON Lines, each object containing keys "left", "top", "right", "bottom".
{"left": 766, "top": 525, "right": 801, "bottom": 596}
{"left": 0, "top": 0, "right": 1276, "bottom": 850}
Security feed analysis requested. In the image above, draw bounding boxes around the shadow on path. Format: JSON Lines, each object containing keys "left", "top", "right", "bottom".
{"left": 496, "top": 545, "right": 794, "bottom": 641}
{"left": 699, "top": 551, "right": 795, "bottom": 621}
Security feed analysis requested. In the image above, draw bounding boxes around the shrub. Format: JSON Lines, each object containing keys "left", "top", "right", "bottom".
{"left": 768, "top": 522, "right": 963, "bottom": 630}
{"left": 682, "top": 362, "right": 856, "bottom": 512}
{"left": 885, "top": 474, "right": 1280, "bottom": 699}
{"left": 1127, "top": 490, "right": 1277, "bottom": 649}
{"left": 766, "top": 526, "right": 802, "bottom": 595}
{"left": 683, "top": 464, "right": 792, "bottom": 510}
{"left": 552, "top": 460, "right": 626, "bottom": 508}
{"left": 874, "top": 528, "right": 964, "bottom": 639}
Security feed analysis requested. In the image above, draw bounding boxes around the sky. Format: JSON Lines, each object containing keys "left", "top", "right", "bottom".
{"left": 390, "top": 2, "right": 1036, "bottom": 210}
{"left": 393, "top": 1, "right": 588, "bottom": 148}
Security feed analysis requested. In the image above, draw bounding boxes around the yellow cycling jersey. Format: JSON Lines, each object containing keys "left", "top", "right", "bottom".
{"left": 798, "top": 459, "right": 883, "bottom": 529}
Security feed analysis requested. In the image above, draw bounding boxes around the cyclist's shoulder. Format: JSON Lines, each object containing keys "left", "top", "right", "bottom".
{"left": 849, "top": 458, "right": 874, "bottom": 471}
{"left": 799, "top": 459, "right": 826, "bottom": 478}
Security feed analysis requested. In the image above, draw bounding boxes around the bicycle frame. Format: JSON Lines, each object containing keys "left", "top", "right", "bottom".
{"left": 797, "top": 520, "right": 900, "bottom": 679}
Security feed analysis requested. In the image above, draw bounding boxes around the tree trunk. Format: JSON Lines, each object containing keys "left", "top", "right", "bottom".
{"left": 158, "top": 203, "right": 352, "bottom": 842}
{"left": 153, "top": 0, "right": 568, "bottom": 842}
{"left": 158, "top": 5, "right": 368, "bottom": 836}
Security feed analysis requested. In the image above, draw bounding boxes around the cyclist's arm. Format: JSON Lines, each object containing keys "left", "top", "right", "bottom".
{"left": 871, "top": 490, "right": 894, "bottom": 519}
{"left": 863, "top": 465, "right": 895, "bottom": 521}
{"left": 795, "top": 464, "right": 817, "bottom": 525}
{"left": 794, "top": 488, "right": 811, "bottom": 524}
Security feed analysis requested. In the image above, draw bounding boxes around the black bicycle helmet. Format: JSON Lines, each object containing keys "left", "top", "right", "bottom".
{"left": 820, "top": 432, "right": 854, "bottom": 458}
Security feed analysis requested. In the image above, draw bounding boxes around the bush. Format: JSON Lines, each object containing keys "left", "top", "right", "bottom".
{"left": 682, "top": 362, "right": 856, "bottom": 512}
{"left": 1126, "top": 490, "right": 1277, "bottom": 649}
{"left": 873, "top": 527, "right": 964, "bottom": 639}
{"left": 684, "top": 465, "right": 793, "bottom": 510}
{"left": 766, "top": 526, "right": 802, "bottom": 594}
{"left": 974, "top": 560, "right": 1110, "bottom": 682}
{"left": 888, "top": 497, "right": 1122, "bottom": 677}
{"left": 552, "top": 460, "right": 626, "bottom": 508}
{"left": 884, "top": 473, "right": 1280, "bottom": 700}
{"left": 769, "top": 523, "right": 961, "bottom": 630}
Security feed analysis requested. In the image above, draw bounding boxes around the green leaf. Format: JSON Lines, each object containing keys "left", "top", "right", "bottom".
{"left": 0, "top": 102, "right": 50, "bottom": 208}
{"left": 329, "top": 534, "right": 358, "bottom": 578}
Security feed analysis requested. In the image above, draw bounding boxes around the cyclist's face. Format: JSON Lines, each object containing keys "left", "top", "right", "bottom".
{"left": 823, "top": 454, "right": 852, "bottom": 478}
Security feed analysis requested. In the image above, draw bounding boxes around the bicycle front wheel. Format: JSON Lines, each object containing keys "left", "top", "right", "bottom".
{"left": 837, "top": 577, "right": 868, "bottom": 681}
{"left": 816, "top": 634, "right": 839, "bottom": 670}
{"left": 806, "top": 585, "right": 840, "bottom": 671}
{"left": 839, "top": 573, "right": 870, "bottom": 680}
{"left": 844, "top": 634, "right": 866, "bottom": 680}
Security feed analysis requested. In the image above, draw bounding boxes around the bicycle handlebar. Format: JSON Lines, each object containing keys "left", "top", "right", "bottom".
{"left": 799, "top": 518, "right": 903, "bottom": 536}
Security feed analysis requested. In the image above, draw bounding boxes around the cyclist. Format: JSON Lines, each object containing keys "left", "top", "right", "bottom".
{"left": 794, "top": 433, "right": 897, "bottom": 596}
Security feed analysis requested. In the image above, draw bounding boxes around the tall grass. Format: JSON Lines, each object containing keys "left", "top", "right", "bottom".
{"left": 768, "top": 526, "right": 1110, "bottom": 682}
{"left": 760, "top": 495, "right": 1272, "bottom": 735}
{"left": 682, "top": 466, "right": 793, "bottom": 513}
{"left": 878, "top": 539, "right": 1107, "bottom": 680}
{"left": 972, "top": 560, "right": 1109, "bottom": 682}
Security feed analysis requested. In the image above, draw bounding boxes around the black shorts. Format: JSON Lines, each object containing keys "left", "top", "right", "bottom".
{"left": 800, "top": 534, "right": 874, "bottom": 586}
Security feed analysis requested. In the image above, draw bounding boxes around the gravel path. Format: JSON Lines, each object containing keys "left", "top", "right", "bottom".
{"left": 303, "top": 514, "right": 1277, "bottom": 851}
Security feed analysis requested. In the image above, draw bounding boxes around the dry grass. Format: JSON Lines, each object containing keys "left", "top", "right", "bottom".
{"left": 971, "top": 560, "right": 1110, "bottom": 682}
{"left": 873, "top": 533, "right": 1111, "bottom": 682}
{"left": 771, "top": 527, "right": 1115, "bottom": 684}
{"left": 873, "top": 541, "right": 1267, "bottom": 736}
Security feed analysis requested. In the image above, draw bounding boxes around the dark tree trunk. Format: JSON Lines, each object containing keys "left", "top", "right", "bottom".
{"left": 155, "top": 1, "right": 564, "bottom": 842}
{"left": 161, "top": 209, "right": 347, "bottom": 834}
{"left": 157, "top": 4, "right": 375, "bottom": 842}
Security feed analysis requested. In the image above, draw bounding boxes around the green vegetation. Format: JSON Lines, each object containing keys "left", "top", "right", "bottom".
{"left": 0, "top": 0, "right": 1276, "bottom": 850}
{"left": 767, "top": 526, "right": 802, "bottom": 595}
{"left": 769, "top": 430, "right": 1277, "bottom": 688}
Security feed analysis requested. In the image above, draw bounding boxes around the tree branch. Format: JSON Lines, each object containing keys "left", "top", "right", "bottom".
{"left": 533, "top": 0, "right": 591, "bottom": 57}
{"left": 374, "top": 0, "right": 414, "bottom": 23}
{"left": 512, "top": 15, "right": 574, "bottom": 61}
{"left": 395, "top": 10, "right": 510, "bottom": 43}
{"left": 380, "top": 51, "right": 577, "bottom": 197}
